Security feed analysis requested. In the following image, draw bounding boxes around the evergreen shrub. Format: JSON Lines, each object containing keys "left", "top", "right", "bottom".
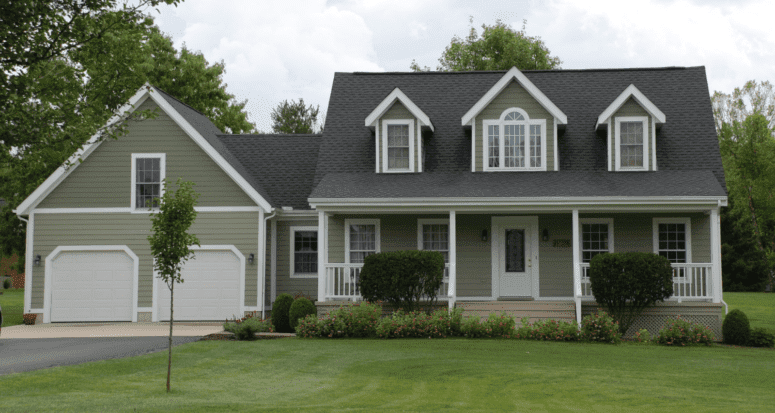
{"left": 289, "top": 297, "right": 317, "bottom": 330}
{"left": 359, "top": 250, "right": 445, "bottom": 312}
{"left": 722, "top": 309, "right": 751, "bottom": 345}
{"left": 588, "top": 252, "right": 673, "bottom": 335}
{"left": 272, "top": 293, "right": 295, "bottom": 333}
{"left": 748, "top": 327, "right": 775, "bottom": 348}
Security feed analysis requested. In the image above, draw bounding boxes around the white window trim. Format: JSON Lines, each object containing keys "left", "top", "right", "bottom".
{"left": 417, "top": 219, "right": 450, "bottom": 258}
{"left": 653, "top": 217, "right": 692, "bottom": 263}
{"left": 578, "top": 218, "right": 614, "bottom": 262}
{"left": 482, "top": 108, "right": 547, "bottom": 172}
{"left": 344, "top": 218, "right": 380, "bottom": 264}
{"left": 290, "top": 226, "right": 319, "bottom": 279}
{"left": 614, "top": 116, "right": 649, "bottom": 172}
{"left": 130, "top": 153, "right": 166, "bottom": 213}
{"left": 381, "top": 119, "right": 415, "bottom": 173}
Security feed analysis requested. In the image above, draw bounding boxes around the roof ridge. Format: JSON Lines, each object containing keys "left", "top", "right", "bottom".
{"left": 152, "top": 86, "right": 213, "bottom": 119}
{"left": 346, "top": 66, "right": 698, "bottom": 75}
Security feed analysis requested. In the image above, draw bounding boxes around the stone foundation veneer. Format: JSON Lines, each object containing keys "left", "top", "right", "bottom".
{"left": 137, "top": 312, "right": 152, "bottom": 322}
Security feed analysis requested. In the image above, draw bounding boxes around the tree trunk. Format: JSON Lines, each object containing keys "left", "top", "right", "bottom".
{"left": 167, "top": 281, "right": 174, "bottom": 393}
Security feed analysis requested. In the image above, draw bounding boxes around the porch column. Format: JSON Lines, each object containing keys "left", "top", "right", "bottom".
{"left": 710, "top": 208, "right": 722, "bottom": 303}
{"left": 258, "top": 208, "right": 266, "bottom": 319}
{"left": 317, "top": 210, "right": 328, "bottom": 302}
{"left": 572, "top": 209, "right": 582, "bottom": 325}
{"left": 449, "top": 210, "right": 457, "bottom": 311}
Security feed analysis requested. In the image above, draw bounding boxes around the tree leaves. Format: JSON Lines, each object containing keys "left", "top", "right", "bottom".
{"left": 412, "top": 19, "right": 562, "bottom": 72}
{"left": 270, "top": 99, "right": 322, "bottom": 134}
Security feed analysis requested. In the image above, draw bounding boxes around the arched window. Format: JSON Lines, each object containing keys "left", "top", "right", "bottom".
{"left": 482, "top": 108, "right": 547, "bottom": 171}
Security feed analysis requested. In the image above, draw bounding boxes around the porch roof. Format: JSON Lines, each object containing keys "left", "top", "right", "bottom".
{"left": 309, "top": 170, "right": 726, "bottom": 202}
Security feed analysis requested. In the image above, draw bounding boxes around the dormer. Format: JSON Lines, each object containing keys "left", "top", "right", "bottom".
{"left": 462, "top": 67, "right": 567, "bottom": 172}
{"left": 596, "top": 85, "right": 666, "bottom": 172}
{"left": 365, "top": 88, "right": 433, "bottom": 173}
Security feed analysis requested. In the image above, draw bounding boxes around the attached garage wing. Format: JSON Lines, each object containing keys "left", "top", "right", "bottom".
{"left": 157, "top": 248, "right": 244, "bottom": 321}
{"left": 47, "top": 247, "right": 138, "bottom": 322}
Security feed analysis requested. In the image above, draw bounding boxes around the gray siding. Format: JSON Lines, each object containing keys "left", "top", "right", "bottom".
{"left": 580, "top": 212, "right": 711, "bottom": 261}
{"left": 38, "top": 99, "right": 256, "bottom": 208}
{"left": 274, "top": 219, "right": 319, "bottom": 301}
{"left": 456, "top": 215, "right": 492, "bottom": 297}
{"left": 31, "top": 212, "right": 259, "bottom": 309}
{"left": 378, "top": 101, "right": 419, "bottom": 173}
{"left": 474, "top": 80, "right": 556, "bottom": 172}
{"left": 610, "top": 97, "right": 653, "bottom": 171}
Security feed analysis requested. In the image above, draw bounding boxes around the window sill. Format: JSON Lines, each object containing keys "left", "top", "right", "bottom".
{"left": 290, "top": 273, "right": 318, "bottom": 279}
{"left": 482, "top": 167, "right": 547, "bottom": 172}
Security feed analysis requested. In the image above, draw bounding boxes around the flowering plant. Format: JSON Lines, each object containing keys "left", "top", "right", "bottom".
{"left": 656, "top": 316, "right": 714, "bottom": 346}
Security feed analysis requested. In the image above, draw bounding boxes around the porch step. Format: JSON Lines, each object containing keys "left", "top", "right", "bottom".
{"left": 496, "top": 296, "right": 534, "bottom": 301}
{"left": 457, "top": 301, "right": 575, "bottom": 324}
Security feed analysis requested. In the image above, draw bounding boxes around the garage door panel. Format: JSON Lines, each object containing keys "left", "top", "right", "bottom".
{"left": 51, "top": 251, "right": 134, "bottom": 322}
{"left": 159, "top": 250, "right": 241, "bottom": 321}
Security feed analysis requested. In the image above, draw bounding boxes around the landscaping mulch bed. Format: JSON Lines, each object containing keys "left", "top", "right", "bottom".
{"left": 199, "top": 332, "right": 296, "bottom": 341}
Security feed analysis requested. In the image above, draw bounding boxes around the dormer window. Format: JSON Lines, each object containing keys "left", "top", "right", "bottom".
{"left": 382, "top": 119, "right": 415, "bottom": 173}
{"left": 616, "top": 117, "right": 648, "bottom": 170}
{"left": 482, "top": 108, "right": 546, "bottom": 171}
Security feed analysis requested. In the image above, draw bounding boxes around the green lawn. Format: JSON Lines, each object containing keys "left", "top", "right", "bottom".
{"left": 723, "top": 292, "right": 775, "bottom": 331}
{"left": 0, "top": 288, "right": 24, "bottom": 327}
{"left": 1, "top": 339, "right": 774, "bottom": 412}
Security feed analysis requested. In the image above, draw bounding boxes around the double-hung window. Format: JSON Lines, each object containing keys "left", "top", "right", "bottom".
{"left": 579, "top": 219, "right": 614, "bottom": 263}
{"left": 653, "top": 218, "right": 691, "bottom": 266}
{"left": 615, "top": 116, "right": 649, "bottom": 171}
{"left": 381, "top": 119, "right": 415, "bottom": 172}
{"left": 131, "top": 153, "right": 165, "bottom": 211}
{"left": 417, "top": 219, "right": 449, "bottom": 263}
{"left": 291, "top": 226, "right": 318, "bottom": 278}
{"left": 345, "top": 219, "right": 380, "bottom": 263}
{"left": 483, "top": 108, "right": 546, "bottom": 171}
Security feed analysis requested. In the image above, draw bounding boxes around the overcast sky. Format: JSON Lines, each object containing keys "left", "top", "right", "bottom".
{"left": 151, "top": 0, "right": 775, "bottom": 132}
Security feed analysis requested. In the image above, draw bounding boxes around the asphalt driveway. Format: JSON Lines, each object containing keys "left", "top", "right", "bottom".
{"left": 0, "top": 336, "right": 202, "bottom": 375}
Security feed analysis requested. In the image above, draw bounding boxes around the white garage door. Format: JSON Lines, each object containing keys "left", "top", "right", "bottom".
{"left": 51, "top": 251, "right": 134, "bottom": 322}
{"left": 158, "top": 250, "right": 242, "bottom": 321}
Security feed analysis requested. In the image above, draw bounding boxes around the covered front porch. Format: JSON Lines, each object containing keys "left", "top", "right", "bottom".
{"left": 313, "top": 205, "right": 723, "bottom": 327}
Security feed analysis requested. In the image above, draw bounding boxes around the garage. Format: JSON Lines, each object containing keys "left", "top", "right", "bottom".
{"left": 157, "top": 249, "right": 243, "bottom": 321}
{"left": 49, "top": 250, "right": 136, "bottom": 322}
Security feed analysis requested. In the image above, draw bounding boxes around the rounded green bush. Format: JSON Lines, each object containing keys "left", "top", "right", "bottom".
{"left": 3, "top": 279, "right": 11, "bottom": 289}
{"left": 272, "top": 293, "right": 295, "bottom": 333}
{"left": 722, "top": 309, "right": 751, "bottom": 345}
{"left": 289, "top": 298, "right": 317, "bottom": 330}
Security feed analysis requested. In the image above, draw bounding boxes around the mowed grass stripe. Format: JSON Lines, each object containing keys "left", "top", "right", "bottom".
{"left": 1, "top": 338, "right": 773, "bottom": 412}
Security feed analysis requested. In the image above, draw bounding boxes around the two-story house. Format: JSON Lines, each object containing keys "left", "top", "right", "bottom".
{"left": 14, "top": 66, "right": 728, "bottom": 337}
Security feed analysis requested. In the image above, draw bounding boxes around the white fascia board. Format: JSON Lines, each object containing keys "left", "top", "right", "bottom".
{"left": 15, "top": 84, "right": 274, "bottom": 215}
{"left": 146, "top": 87, "right": 273, "bottom": 213}
{"left": 309, "top": 196, "right": 728, "bottom": 208}
{"left": 461, "top": 67, "right": 567, "bottom": 126}
{"left": 14, "top": 85, "right": 153, "bottom": 216}
{"left": 364, "top": 88, "right": 434, "bottom": 131}
{"left": 596, "top": 84, "right": 667, "bottom": 129}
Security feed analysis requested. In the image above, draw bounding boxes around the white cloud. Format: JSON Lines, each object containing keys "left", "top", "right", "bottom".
{"left": 155, "top": 0, "right": 382, "bottom": 132}
{"left": 150, "top": 0, "right": 775, "bottom": 131}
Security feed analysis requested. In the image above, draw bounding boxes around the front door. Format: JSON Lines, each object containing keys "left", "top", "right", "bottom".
{"left": 492, "top": 217, "right": 538, "bottom": 298}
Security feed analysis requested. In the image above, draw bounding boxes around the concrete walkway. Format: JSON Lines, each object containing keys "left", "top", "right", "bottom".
{"left": 2, "top": 322, "right": 226, "bottom": 339}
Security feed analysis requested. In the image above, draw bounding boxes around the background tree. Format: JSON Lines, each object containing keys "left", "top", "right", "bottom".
{"left": 712, "top": 81, "right": 775, "bottom": 291}
{"left": 1, "top": 1, "right": 256, "bottom": 272}
{"left": 147, "top": 178, "right": 200, "bottom": 393}
{"left": 721, "top": 195, "right": 771, "bottom": 291}
{"left": 410, "top": 19, "right": 562, "bottom": 72}
{"left": 270, "top": 99, "right": 322, "bottom": 134}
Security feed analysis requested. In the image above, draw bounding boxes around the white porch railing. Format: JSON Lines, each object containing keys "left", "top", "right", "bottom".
{"left": 324, "top": 263, "right": 450, "bottom": 301}
{"left": 579, "top": 263, "right": 714, "bottom": 301}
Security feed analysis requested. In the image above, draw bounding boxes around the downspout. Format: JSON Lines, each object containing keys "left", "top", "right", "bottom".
{"left": 261, "top": 210, "right": 276, "bottom": 320}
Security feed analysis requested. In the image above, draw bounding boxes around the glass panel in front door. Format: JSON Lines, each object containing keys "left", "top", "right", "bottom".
{"left": 505, "top": 229, "right": 525, "bottom": 272}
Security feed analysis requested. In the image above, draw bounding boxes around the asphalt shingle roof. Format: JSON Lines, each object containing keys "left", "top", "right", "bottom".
{"left": 153, "top": 87, "right": 276, "bottom": 207}
{"left": 218, "top": 134, "right": 322, "bottom": 210}
{"left": 314, "top": 66, "right": 726, "bottom": 200}
{"left": 310, "top": 170, "right": 726, "bottom": 199}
